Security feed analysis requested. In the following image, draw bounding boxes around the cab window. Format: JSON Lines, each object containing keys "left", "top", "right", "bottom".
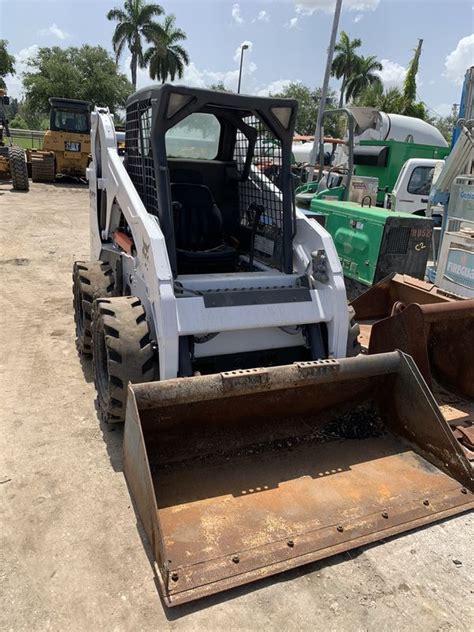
{"left": 165, "top": 113, "right": 220, "bottom": 159}
{"left": 52, "top": 109, "right": 89, "bottom": 134}
{"left": 407, "top": 166, "right": 434, "bottom": 196}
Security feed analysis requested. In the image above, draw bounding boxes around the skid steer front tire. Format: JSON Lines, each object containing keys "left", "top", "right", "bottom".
{"left": 8, "top": 145, "right": 29, "bottom": 191}
{"left": 73, "top": 260, "right": 115, "bottom": 356}
{"left": 91, "top": 297, "right": 157, "bottom": 423}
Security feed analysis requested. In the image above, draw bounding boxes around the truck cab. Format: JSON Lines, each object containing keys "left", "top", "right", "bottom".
{"left": 391, "top": 158, "right": 445, "bottom": 216}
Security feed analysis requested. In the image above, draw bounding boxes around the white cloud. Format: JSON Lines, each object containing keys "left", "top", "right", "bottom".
{"left": 38, "top": 22, "right": 70, "bottom": 40}
{"left": 231, "top": 3, "right": 244, "bottom": 24}
{"left": 257, "top": 79, "right": 294, "bottom": 96}
{"left": 376, "top": 59, "right": 407, "bottom": 89}
{"left": 296, "top": 0, "right": 379, "bottom": 15}
{"left": 353, "top": 13, "right": 363, "bottom": 23}
{"left": 285, "top": 17, "right": 300, "bottom": 29}
{"left": 444, "top": 34, "right": 474, "bottom": 86}
{"left": 5, "top": 44, "right": 40, "bottom": 98}
{"left": 253, "top": 10, "right": 270, "bottom": 23}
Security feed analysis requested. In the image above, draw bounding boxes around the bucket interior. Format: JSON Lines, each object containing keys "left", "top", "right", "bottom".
{"left": 126, "top": 365, "right": 472, "bottom": 605}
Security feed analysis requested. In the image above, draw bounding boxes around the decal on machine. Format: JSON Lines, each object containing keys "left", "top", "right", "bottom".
{"left": 443, "top": 246, "right": 474, "bottom": 290}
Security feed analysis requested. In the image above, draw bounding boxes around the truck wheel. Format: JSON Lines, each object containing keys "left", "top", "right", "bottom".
{"left": 8, "top": 145, "right": 29, "bottom": 191}
{"left": 91, "top": 297, "right": 157, "bottom": 423}
{"left": 346, "top": 305, "right": 362, "bottom": 357}
{"left": 72, "top": 260, "right": 115, "bottom": 355}
{"left": 31, "top": 153, "right": 55, "bottom": 182}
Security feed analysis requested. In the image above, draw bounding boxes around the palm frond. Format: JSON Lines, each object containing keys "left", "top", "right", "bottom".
{"left": 107, "top": 7, "right": 127, "bottom": 21}
{"left": 138, "top": 2, "right": 164, "bottom": 24}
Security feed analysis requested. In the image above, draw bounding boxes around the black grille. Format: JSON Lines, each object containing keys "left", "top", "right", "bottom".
{"left": 125, "top": 98, "right": 159, "bottom": 216}
{"left": 385, "top": 227, "right": 411, "bottom": 254}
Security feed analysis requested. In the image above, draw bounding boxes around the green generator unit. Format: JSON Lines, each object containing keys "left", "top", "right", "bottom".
{"left": 308, "top": 198, "right": 433, "bottom": 297}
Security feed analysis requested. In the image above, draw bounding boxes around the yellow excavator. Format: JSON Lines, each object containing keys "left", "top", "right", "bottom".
{"left": 29, "top": 97, "right": 91, "bottom": 181}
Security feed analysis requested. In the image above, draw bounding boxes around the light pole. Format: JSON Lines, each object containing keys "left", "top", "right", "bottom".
{"left": 237, "top": 44, "right": 249, "bottom": 94}
{"left": 308, "top": 0, "right": 343, "bottom": 181}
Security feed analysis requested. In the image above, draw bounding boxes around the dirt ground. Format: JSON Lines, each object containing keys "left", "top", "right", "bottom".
{"left": 0, "top": 181, "right": 472, "bottom": 632}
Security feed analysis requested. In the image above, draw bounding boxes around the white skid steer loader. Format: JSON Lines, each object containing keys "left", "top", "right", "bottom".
{"left": 74, "top": 85, "right": 473, "bottom": 606}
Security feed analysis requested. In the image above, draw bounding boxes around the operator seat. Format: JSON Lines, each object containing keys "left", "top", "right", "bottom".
{"left": 171, "top": 183, "right": 238, "bottom": 274}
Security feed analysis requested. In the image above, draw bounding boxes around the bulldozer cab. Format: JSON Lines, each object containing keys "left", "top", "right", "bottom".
{"left": 48, "top": 97, "right": 91, "bottom": 136}
{"left": 124, "top": 85, "right": 298, "bottom": 276}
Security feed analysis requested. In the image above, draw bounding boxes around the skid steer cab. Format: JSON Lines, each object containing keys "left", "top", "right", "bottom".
{"left": 73, "top": 85, "right": 473, "bottom": 606}
{"left": 29, "top": 97, "right": 91, "bottom": 182}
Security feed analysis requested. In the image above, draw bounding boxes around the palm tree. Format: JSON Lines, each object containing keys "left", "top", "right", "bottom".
{"left": 107, "top": 0, "right": 164, "bottom": 89}
{"left": 143, "top": 15, "right": 189, "bottom": 83}
{"left": 345, "top": 55, "right": 383, "bottom": 102}
{"left": 331, "top": 31, "right": 362, "bottom": 108}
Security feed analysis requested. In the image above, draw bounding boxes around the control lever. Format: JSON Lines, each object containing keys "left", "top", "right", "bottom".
{"left": 247, "top": 202, "right": 265, "bottom": 271}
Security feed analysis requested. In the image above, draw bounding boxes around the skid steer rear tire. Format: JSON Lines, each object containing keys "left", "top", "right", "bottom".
{"left": 91, "top": 297, "right": 157, "bottom": 423}
{"left": 346, "top": 305, "right": 362, "bottom": 357}
{"left": 8, "top": 145, "right": 29, "bottom": 191}
{"left": 73, "top": 260, "right": 115, "bottom": 356}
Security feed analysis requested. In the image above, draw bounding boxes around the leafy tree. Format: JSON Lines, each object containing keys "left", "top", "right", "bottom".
{"left": 0, "top": 39, "right": 15, "bottom": 89}
{"left": 22, "top": 46, "right": 133, "bottom": 121}
{"left": 345, "top": 55, "right": 382, "bottom": 102}
{"left": 355, "top": 40, "right": 428, "bottom": 120}
{"left": 107, "top": 0, "right": 164, "bottom": 88}
{"left": 208, "top": 82, "right": 230, "bottom": 92}
{"left": 432, "top": 109, "right": 457, "bottom": 143}
{"left": 273, "top": 82, "right": 341, "bottom": 137}
{"left": 400, "top": 38, "right": 426, "bottom": 119}
{"left": 9, "top": 115, "right": 29, "bottom": 130}
{"left": 143, "top": 14, "right": 189, "bottom": 83}
{"left": 331, "top": 31, "right": 362, "bottom": 107}
{"left": 356, "top": 84, "right": 403, "bottom": 112}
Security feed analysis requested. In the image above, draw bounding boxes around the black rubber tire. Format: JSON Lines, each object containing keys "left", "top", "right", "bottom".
{"left": 346, "top": 305, "right": 362, "bottom": 357}
{"left": 31, "top": 153, "right": 55, "bottom": 182}
{"left": 8, "top": 145, "right": 29, "bottom": 191}
{"left": 91, "top": 296, "right": 157, "bottom": 423}
{"left": 72, "top": 260, "right": 115, "bottom": 355}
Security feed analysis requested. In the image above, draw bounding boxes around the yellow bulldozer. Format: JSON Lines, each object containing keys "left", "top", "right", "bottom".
{"left": 29, "top": 97, "right": 91, "bottom": 182}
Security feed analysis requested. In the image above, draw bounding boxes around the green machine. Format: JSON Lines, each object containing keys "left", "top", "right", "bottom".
{"left": 308, "top": 197, "right": 433, "bottom": 297}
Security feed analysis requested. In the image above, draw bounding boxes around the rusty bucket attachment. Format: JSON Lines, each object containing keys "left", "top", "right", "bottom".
{"left": 351, "top": 273, "right": 474, "bottom": 399}
{"left": 351, "top": 272, "right": 455, "bottom": 321}
{"left": 124, "top": 352, "right": 473, "bottom": 607}
{"left": 365, "top": 300, "right": 474, "bottom": 399}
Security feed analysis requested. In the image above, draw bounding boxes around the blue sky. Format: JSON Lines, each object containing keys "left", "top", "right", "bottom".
{"left": 1, "top": 0, "right": 473, "bottom": 117}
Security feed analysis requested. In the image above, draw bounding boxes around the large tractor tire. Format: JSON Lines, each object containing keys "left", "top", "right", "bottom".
{"left": 72, "top": 260, "right": 115, "bottom": 356}
{"left": 31, "top": 152, "right": 55, "bottom": 182}
{"left": 8, "top": 145, "right": 29, "bottom": 191}
{"left": 91, "top": 296, "right": 157, "bottom": 423}
{"left": 346, "top": 305, "right": 362, "bottom": 357}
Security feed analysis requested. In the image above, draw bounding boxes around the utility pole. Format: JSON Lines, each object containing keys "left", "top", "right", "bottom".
{"left": 237, "top": 44, "right": 249, "bottom": 94}
{"left": 308, "top": 0, "right": 343, "bottom": 181}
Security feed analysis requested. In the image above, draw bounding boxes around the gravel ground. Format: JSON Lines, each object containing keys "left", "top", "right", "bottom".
{"left": 0, "top": 181, "right": 472, "bottom": 631}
